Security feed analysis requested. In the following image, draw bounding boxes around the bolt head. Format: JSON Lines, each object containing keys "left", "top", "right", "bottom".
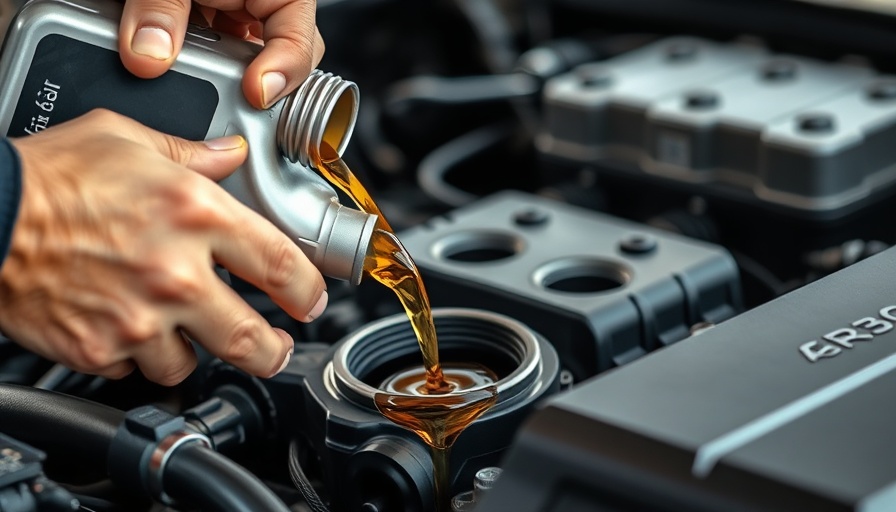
{"left": 514, "top": 208, "right": 550, "bottom": 226}
{"left": 684, "top": 90, "right": 719, "bottom": 110}
{"left": 474, "top": 467, "right": 503, "bottom": 491}
{"left": 575, "top": 65, "right": 613, "bottom": 88}
{"left": 762, "top": 60, "right": 797, "bottom": 81}
{"left": 620, "top": 233, "right": 658, "bottom": 254}
{"left": 666, "top": 42, "right": 698, "bottom": 62}
{"left": 868, "top": 80, "right": 896, "bottom": 101}
{"left": 797, "top": 113, "right": 835, "bottom": 134}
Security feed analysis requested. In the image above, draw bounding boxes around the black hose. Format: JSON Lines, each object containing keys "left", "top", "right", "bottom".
{"left": 417, "top": 121, "right": 516, "bottom": 208}
{"left": 0, "top": 383, "right": 123, "bottom": 457}
{"left": 164, "top": 442, "right": 291, "bottom": 512}
{"left": 0, "top": 384, "right": 288, "bottom": 512}
{"left": 385, "top": 74, "right": 541, "bottom": 113}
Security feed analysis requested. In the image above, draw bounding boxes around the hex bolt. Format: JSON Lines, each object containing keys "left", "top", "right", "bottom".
{"left": 868, "top": 80, "right": 896, "bottom": 101}
{"left": 666, "top": 42, "right": 698, "bottom": 61}
{"left": 684, "top": 90, "right": 719, "bottom": 110}
{"left": 576, "top": 65, "right": 612, "bottom": 88}
{"left": 452, "top": 467, "right": 503, "bottom": 511}
{"left": 620, "top": 233, "right": 658, "bottom": 254}
{"left": 762, "top": 60, "right": 797, "bottom": 81}
{"left": 474, "top": 467, "right": 503, "bottom": 493}
{"left": 514, "top": 208, "right": 550, "bottom": 226}
{"left": 797, "top": 113, "right": 835, "bottom": 134}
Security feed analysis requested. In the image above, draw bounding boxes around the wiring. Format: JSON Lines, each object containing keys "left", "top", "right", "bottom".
{"left": 288, "top": 439, "right": 330, "bottom": 512}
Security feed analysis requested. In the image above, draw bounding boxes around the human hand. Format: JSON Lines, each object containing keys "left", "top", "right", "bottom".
{"left": 118, "top": 0, "right": 324, "bottom": 109}
{"left": 1, "top": 109, "right": 327, "bottom": 385}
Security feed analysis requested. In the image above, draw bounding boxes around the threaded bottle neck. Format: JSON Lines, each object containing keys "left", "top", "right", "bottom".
{"left": 277, "top": 69, "right": 360, "bottom": 168}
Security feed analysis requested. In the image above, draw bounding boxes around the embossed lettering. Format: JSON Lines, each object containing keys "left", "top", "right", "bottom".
{"left": 800, "top": 341, "right": 842, "bottom": 363}
{"left": 853, "top": 316, "right": 893, "bottom": 335}
{"left": 800, "top": 305, "right": 896, "bottom": 363}
{"left": 824, "top": 328, "right": 873, "bottom": 348}
{"left": 880, "top": 306, "right": 896, "bottom": 322}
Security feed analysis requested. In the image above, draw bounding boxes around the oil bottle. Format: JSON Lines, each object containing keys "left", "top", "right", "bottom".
{"left": 0, "top": 0, "right": 377, "bottom": 283}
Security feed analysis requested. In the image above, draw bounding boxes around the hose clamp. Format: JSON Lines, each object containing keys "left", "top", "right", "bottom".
{"left": 108, "top": 406, "right": 211, "bottom": 507}
{"left": 147, "top": 430, "right": 210, "bottom": 505}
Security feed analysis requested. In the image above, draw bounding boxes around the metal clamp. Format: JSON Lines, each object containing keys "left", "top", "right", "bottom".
{"left": 147, "top": 430, "right": 210, "bottom": 505}
{"left": 108, "top": 406, "right": 211, "bottom": 507}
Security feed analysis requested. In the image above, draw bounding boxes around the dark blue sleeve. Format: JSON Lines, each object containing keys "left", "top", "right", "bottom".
{"left": 0, "top": 137, "right": 22, "bottom": 268}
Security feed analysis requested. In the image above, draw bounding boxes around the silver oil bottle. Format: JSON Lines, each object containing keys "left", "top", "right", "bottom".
{"left": 0, "top": 0, "right": 377, "bottom": 283}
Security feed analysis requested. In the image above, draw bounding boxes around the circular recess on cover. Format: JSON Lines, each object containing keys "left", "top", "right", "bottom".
{"left": 434, "top": 231, "right": 524, "bottom": 263}
{"left": 535, "top": 257, "right": 631, "bottom": 293}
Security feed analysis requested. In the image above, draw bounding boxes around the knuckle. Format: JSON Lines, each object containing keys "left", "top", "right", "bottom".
{"left": 83, "top": 109, "right": 129, "bottom": 134}
{"left": 143, "top": 256, "right": 205, "bottom": 303}
{"left": 264, "top": 239, "right": 300, "bottom": 289}
{"left": 83, "top": 108, "right": 121, "bottom": 124}
{"left": 139, "top": 0, "right": 191, "bottom": 18}
{"left": 170, "top": 181, "right": 229, "bottom": 229}
{"left": 281, "top": 33, "right": 316, "bottom": 67}
{"left": 102, "top": 363, "right": 136, "bottom": 381}
{"left": 224, "top": 318, "right": 263, "bottom": 363}
{"left": 154, "top": 357, "right": 197, "bottom": 387}
{"left": 313, "top": 26, "right": 325, "bottom": 53}
{"left": 164, "top": 135, "right": 196, "bottom": 167}
{"left": 75, "top": 340, "right": 117, "bottom": 370}
{"left": 118, "top": 310, "right": 163, "bottom": 345}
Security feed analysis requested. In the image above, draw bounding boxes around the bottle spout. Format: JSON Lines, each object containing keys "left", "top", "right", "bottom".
{"left": 314, "top": 204, "right": 378, "bottom": 285}
{"left": 278, "top": 70, "right": 359, "bottom": 168}
{"left": 271, "top": 69, "right": 372, "bottom": 284}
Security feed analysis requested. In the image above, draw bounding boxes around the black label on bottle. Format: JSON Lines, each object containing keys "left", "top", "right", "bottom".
{"left": 7, "top": 34, "right": 218, "bottom": 139}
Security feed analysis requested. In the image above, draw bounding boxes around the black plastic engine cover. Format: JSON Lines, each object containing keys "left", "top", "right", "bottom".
{"left": 395, "top": 190, "right": 742, "bottom": 382}
{"left": 477, "top": 245, "right": 896, "bottom": 512}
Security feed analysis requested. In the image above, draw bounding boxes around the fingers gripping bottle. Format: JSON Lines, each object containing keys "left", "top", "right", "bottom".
{"left": 0, "top": 0, "right": 377, "bottom": 283}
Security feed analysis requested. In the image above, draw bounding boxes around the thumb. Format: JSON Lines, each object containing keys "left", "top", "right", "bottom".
{"left": 137, "top": 128, "right": 249, "bottom": 181}
{"left": 118, "top": 0, "right": 190, "bottom": 79}
{"left": 105, "top": 110, "right": 248, "bottom": 180}
{"left": 169, "top": 135, "right": 249, "bottom": 181}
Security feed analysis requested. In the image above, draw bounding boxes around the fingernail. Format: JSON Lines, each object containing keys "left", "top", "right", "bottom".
{"left": 204, "top": 135, "right": 245, "bottom": 151}
{"left": 131, "top": 26, "right": 173, "bottom": 60}
{"left": 261, "top": 72, "right": 287, "bottom": 108}
{"left": 307, "top": 290, "right": 328, "bottom": 322}
{"left": 275, "top": 346, "right": 293, "bottom": 375}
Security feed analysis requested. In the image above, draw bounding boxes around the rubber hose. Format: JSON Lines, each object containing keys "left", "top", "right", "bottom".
{"left": 0, "top": 383, "right": 123, "bottom": 457}
{"left": 0, "top": 384, "right": 288, "bottom": 511}
{"left": 164, "top": 442, "right": 291, "bottom": 512}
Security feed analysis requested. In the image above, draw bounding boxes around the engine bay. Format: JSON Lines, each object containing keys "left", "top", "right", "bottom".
{"left": 2, "top": 0, "right": 896, "bottom": 510}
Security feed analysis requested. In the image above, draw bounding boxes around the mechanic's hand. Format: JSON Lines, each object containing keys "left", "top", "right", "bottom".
{"left": 1, "top": 109, "right": 328, "bottom": 385}
{"left": 118, "top": 0, "right": 324, "bottom": 109}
